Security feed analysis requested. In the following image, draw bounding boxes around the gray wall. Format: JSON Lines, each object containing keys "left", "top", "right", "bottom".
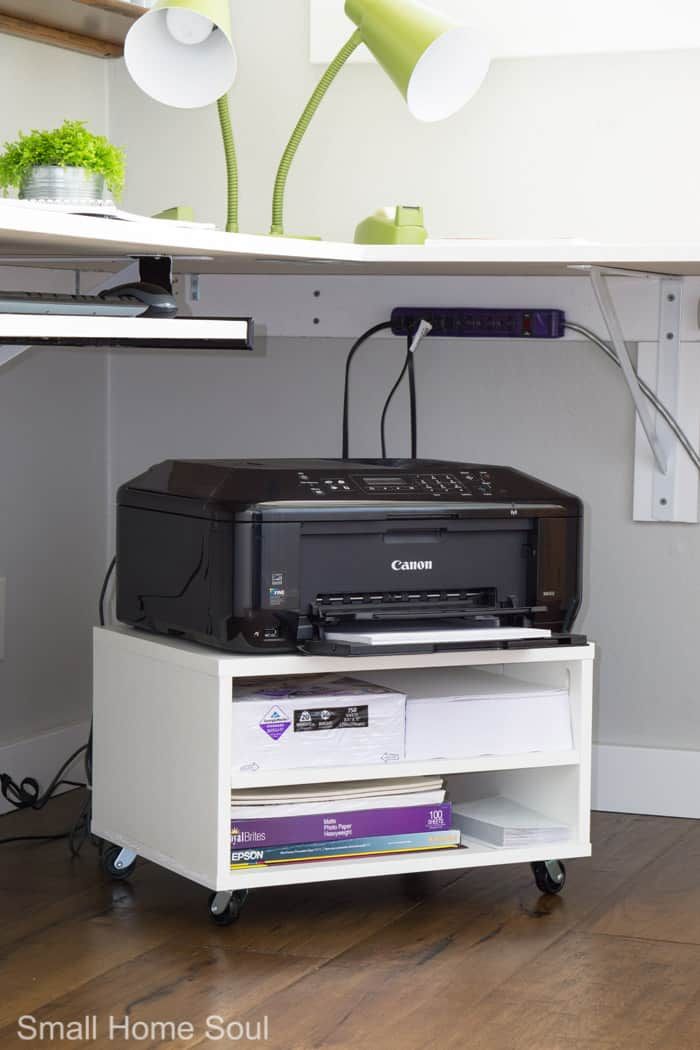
{"left": 3, "top": 4, "right": 699, "bottom": 760}
{"left": 109, "top": 333, "right": 699, "bottom": 752}
{"left": 0, "top": 346, "right": 107, "bottom": 742}
{"left": 0, "top": 38, "right": 108, "bottom": 743}
{"left": 109, "top": 0, "right": 700, "bottom": 242}
{"left": 104, "top": 0, "right": 700, "bottom": 756}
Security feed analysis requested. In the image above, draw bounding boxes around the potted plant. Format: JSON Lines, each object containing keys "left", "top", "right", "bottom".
{"left": 0, "top": 120, "right": 126, "bottom": 205}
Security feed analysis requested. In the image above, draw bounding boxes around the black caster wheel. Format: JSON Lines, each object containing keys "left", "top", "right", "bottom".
{"left": 208, "top": 890, "right": 249, "bottom": 926}
{"left": 101, "top": 844, "right": 137, "bottom": 881}
{"left": 531, "top": 860, "right": 566, "bottom": 895}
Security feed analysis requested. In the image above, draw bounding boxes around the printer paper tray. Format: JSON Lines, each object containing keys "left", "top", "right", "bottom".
{"left": 301, "top": 634, "right": 588, "bottom": 657}
{"left": 314, "top": 602, "right": 547, "bottom": 622}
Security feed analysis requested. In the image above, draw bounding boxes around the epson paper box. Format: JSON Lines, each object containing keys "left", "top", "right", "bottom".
{"left": 232, "top": 676, "right": 406, "bottom": 773}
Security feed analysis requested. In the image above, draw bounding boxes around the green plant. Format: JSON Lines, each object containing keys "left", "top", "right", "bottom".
{"left": 0, "top": 120, "right": 126, "bottom": 198}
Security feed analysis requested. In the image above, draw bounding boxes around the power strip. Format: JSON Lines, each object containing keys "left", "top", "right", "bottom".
{"left": 391, "top": 307, "right": 566, "bottom": 339}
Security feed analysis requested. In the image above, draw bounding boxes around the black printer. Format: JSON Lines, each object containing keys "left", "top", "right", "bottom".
{"left": 116, "top": 458, "right": 584, "bottom": 655}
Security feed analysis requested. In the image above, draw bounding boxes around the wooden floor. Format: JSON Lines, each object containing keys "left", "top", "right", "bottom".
{"left": 1, "top": 793, "right": 699, "bottom": 1049}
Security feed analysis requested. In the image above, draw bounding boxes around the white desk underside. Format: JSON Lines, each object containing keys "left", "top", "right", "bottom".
{"left": 3, "top": 208, "right": 700, "bottom": 276}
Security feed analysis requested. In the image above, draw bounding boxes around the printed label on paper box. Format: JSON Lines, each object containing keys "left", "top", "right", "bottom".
{"left": 259, "top": 705, "right": 291, "bottom": 741}
{"left": 294, "top": 705, "right": 369, "bottom": 732}
{"left": 269, "top": 572, "right": 286, "bottom": 607}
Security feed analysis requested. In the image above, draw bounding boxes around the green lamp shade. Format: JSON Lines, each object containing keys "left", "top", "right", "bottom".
{"left": 345, "top": 0, "right": 490, "bottom": 121}
{"left": 124, "top": 0, "right": 237, "bottom": 110}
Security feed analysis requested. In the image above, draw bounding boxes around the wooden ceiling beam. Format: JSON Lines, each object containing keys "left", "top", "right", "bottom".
{"left": 0, "top": 11, "right": 124, "bottom": 57}
{"left": 71, "top": 0, "right": 145, "bottom": 20}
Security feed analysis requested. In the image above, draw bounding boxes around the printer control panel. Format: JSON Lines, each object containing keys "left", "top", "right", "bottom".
{"left": 296, "top": 471, "right": 353, "bottom": 497}
{"left": 295, "top": 469, "right": 501, "bottom": 499}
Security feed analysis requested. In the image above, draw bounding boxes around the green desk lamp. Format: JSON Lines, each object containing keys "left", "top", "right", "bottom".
{"left": 270, "top": 0, "right": 491, "bottom": 239}
{"left": 124, "top": 0, "right": 240, "bottom": 232}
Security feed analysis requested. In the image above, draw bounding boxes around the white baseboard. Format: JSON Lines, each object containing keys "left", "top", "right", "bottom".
{"left": 593, "top": 743, "right": 700, "bottom": 819}
{"left": 0, "top": 721, "right": 90, "bottom": 817}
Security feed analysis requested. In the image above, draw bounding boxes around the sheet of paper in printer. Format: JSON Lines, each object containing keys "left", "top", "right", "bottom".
{"left": 324, "top": 625, "right": 552, "bottom": 646}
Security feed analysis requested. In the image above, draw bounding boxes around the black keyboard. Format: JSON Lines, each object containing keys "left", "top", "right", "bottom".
{"left": 0, "top": 291, "right": 147, "bottom": 317}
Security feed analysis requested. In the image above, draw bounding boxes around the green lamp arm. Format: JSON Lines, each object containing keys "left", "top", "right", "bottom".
{"left": 270, "top": 29, "right": 363, "bottom": 236}
{"left": 217, "top": 94, "right": 239, "bottom": 234}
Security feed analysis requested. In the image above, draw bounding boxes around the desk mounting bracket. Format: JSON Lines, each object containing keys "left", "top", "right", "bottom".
{"left": 589, "top": 266, "right": 674, "bottom": 475}
{"left": 585, "top": 265, "right": 698, "bottom": 522}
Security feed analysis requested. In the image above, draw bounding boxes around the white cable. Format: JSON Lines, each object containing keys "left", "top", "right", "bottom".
{"left": 566, "top": 321, "right": 700, "bottom": 472}
{"left": 409, "top": 318, "right": 433, "bottom": 354}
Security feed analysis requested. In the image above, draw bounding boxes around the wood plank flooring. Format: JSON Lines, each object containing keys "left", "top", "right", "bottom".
{"left": 0, "top": 792, "right": 698, "bottom": 1049}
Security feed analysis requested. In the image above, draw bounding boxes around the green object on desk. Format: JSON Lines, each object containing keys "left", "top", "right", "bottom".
{"left": 124, "top": 1, "right": 240, "bottom": 233}
{"left": 270, "top": 0, "right": 490, "bottom": 238}
{"left": 354, "top": 206, "right": 428, "bottom": 245}
{"left": 153, "top": 205, "right": 196, "bottom": 222}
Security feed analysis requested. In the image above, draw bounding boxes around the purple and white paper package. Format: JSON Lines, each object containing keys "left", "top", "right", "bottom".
{"left": 231, "top": 675, "right": 406, "bottom": 774}
{"left": 230, "top": 802, "right": 452, "bottom": 849}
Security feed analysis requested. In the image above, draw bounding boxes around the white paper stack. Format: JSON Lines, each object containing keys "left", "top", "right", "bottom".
{"left": 325, "top": 625, "right": 551, "bottom": 646}
{"left": 366, "top": 667, "right": 573, "bottom": 760}
{"left": 452, "top": 797, "right": 571, "bottom": 848}
{"left": 231, "top": 675, "right": 406, "bottom": 774}
{"left": 230, "top": 776, "right": 446, "bottom": 819}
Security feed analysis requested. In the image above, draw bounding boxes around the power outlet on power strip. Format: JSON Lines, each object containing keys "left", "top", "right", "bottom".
{"left": 0, "top": 577, "right": 5, "bottom": 660}
{"left": 390, "top": 307, "right": 566, "bottom": 339}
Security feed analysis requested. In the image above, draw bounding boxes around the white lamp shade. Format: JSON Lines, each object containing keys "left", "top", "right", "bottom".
{"left": 124, "top": 4, "right": 237, "bottom": 109}
{"left": 406, "top": 27, "right": 490, "bottom": 121}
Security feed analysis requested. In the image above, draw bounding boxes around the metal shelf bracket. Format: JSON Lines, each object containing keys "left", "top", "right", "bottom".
{"left": 589, "top": 266, "right": 677, "bottom": 475}
{"left": 0, "top": 344, "right": 29, "bottom": 369}
{"left": 586, "top": 265, "right": 697, "bottom": 522}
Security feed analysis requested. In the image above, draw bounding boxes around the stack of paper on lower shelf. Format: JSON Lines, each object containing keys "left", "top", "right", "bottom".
{"left": 229, "top": 777, "right": 460, "bottom": 868}
{"left": 452, "top": 797, "right": 571, "bottom": 848}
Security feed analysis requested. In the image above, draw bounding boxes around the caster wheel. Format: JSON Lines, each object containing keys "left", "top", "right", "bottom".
{"left": 101, "top": 844, "right": 137, "bottom": 881}
{"left": 208, "top": 890, "right": 249, "bottom": 927}
{"left": 532, "top": 860, "right": 566, "bottom": 895}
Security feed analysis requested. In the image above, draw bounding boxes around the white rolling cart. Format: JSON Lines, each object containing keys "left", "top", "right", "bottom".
{"left": 92, "top": 625, "right": 594, "bottom": 925}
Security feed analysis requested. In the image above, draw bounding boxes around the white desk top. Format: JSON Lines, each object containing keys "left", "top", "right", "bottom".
{"left": 2, "top": 204, "right": 700, "bottom": 277}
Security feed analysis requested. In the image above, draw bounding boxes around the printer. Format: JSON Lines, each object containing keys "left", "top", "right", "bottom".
{"left": 116, "top": 458, "right": 584, "bottom": 655}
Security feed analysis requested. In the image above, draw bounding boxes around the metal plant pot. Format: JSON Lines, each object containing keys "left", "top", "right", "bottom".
{"left": 19, "top": 165, "right": 112, "bottom": 205}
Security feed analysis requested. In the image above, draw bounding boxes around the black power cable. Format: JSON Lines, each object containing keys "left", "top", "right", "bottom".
{"left": 408, "top": 346, "right": 418, "bottom": 459}
{"left": 342, "top": 321, "right": 393, "bottom": 458}
{"left": 0, "top": 743, "right": 87, "bottom": 815}
{"left": 99, "top": 556, "right": 116, "bottom": 628}
{"left": 87, "top": 555, "right": 117, "bottom": 790}
{"left": 0, "top": 556, "right": 117, "bottom": 852}
{"left": 0, "top": 833, "right": 71, "bottom": 847}
{"left": 0, "top": 742, "right": 88, "bottom": 850}
{"left": 380, "top": 339, "right": 413, "bottom": 458}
